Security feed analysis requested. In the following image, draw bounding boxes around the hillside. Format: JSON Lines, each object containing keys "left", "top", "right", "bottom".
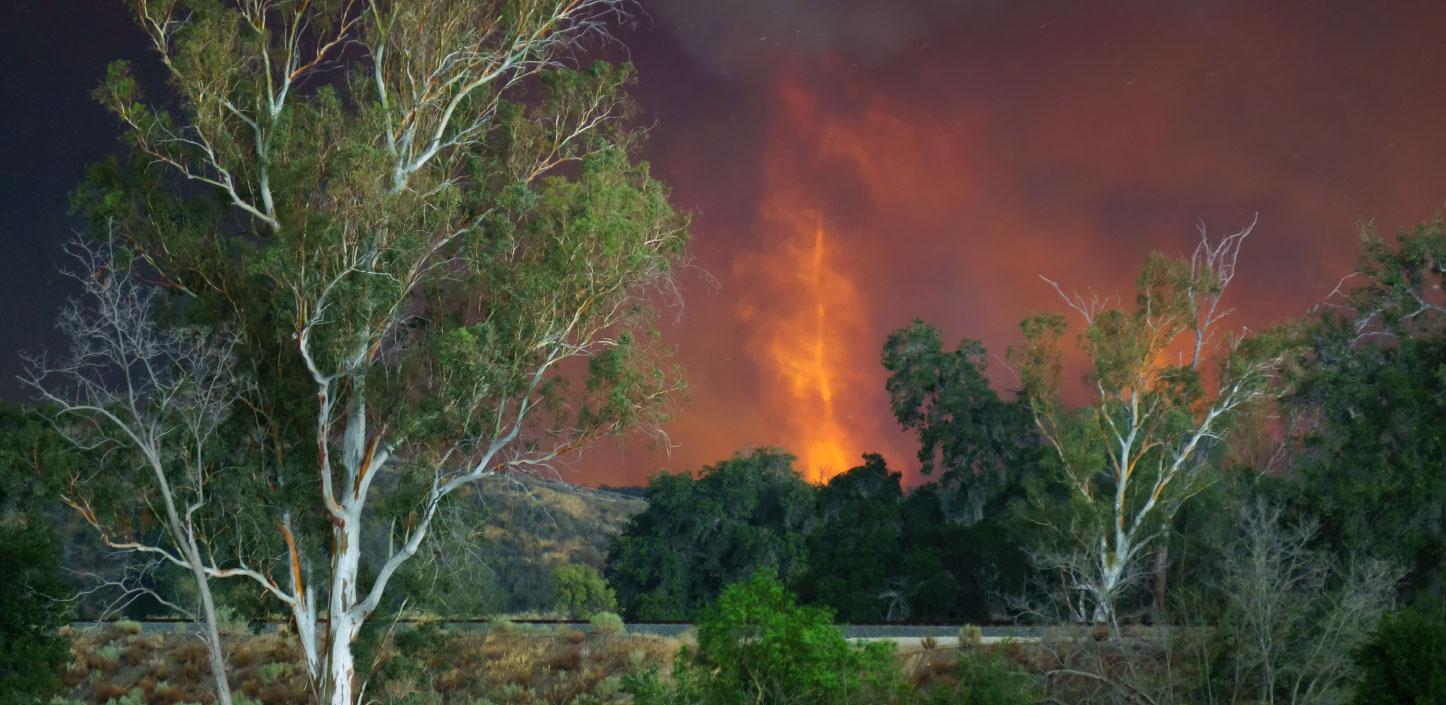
{"left": 57, "top": 476, "right": 646, "bottom": 620}
{"left": 456, "top": 475, "right": 646, "bottom": 615}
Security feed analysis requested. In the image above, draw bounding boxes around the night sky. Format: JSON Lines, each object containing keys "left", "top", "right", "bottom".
{"left": 5, "top": 1, "right": 1446, "bottom": 486}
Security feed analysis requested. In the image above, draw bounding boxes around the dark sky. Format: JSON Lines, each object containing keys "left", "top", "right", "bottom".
{"left": 5, "top": 1, "right": 1446, "bottom": 486}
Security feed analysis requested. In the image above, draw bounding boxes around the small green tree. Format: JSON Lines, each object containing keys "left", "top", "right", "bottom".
{"left": 552, "top": 564, "right": 616, "bottom": 619}
{"left": 630, "top": 571, "right": 897, "bottom": 705}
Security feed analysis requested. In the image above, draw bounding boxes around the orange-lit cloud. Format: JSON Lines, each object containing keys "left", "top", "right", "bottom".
{"left": 574, "top": 0, "right": 1446, "bottom": 488}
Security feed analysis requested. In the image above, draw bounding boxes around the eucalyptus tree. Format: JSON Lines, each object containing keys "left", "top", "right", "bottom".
{"left": 74, "top": 2, "right": 688, "bottom": 704}
{"left": 1009, "top": 220, "right": 1279, "bottom": 630}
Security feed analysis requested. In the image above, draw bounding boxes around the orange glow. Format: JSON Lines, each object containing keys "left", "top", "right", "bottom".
{"left": 767, "top": 214, "right": 855, "bottom": 483}
{"left": 574, "top": 2, "right": 1446, "bottom": 488}
{"left": 736, "top": 196, "right": 866, "bottom": 483}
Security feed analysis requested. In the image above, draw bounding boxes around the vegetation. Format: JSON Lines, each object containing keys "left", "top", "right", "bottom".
{"left": 626, "top": 572, "right": 1036, "bottom": 705}
{"left": 608, "top": 448, "right": 1025, "bottom": 623}
{"left": 553, "top": 565, "right": 619, "bottom": 620}
{"left": 605, "top": 448, "right": 815, "bottom": 621}
{"left": 59, "top": 623, "right": 682, "bottom": 705}
{"left": 1276, "top": 217, "right": 1446, "bottom": 604}
{"left": 0, "top": 404, "right": 70, "bottom": 705}
{"left": 626, "top": 571, "right": 890, "bottom": 705}
{"left": 682, "top": 571, "right": 895, "bottom": 704}
{"left": 43, "top": 1, "right": 688, "bottom": 704}
{"left": 799, "top": 453, "right": 1026, "bottom": 622}
{"left": 5, "top": 0, "right": 1446, "bottom": 701}
{"left": 1352, "top": 608, "right": 1446, "bottom": 705}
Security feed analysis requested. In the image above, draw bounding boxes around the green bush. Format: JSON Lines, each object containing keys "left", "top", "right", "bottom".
{"left": 912, "top": 649, "right": 1037, "bottom": 705}
{"left": 372, "top": 619, "right": 451, "bottom": 705}
{"left": 257, "top": 662, "right": 294, "bottom": 684}
{"left": 629, "top": 571, "right": 898, "bottom": 705}
{"left": 553, "top": 564, "right": 617, "bottom": 619}
{"left": 589, "top": 611, "right": 626, "bottom": 635}
{"left": 1352, "top": 608, "right": 1446, "bottom": 705}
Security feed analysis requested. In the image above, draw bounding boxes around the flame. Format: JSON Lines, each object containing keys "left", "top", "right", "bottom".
{"left": 731, "top": 80, "right": 894, "bottom": 485}
{"left": 763, "top": 214, "right": 855, "bottom": 483}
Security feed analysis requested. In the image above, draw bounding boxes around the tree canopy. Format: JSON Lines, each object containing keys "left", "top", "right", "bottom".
{"left": 1278, "top": 217, "right": 1446, "bottom": 602}
{"left": 882, "top": 320, "right": 1039, "bottom": 525}
{"left": 605, "top": 448, "right": 815, "bottom": 621}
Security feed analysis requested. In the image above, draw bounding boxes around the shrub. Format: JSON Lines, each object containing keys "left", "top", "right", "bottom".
{"left": 630, "top": 571, "right": 899, "bottom": 705}
{"left": 373, "top": 619, "right": 451, "bottom": 705}
{"left": 256, "top": 662, "right": 294, "bottom": 685}
{"left": 958, "top": 625, "right": 983, "bottom": 647}
{"left": 589, "top": 611, "right": 626, "bottom": 636}
{"left": 1352, "top": 608, "right": 1446, "bottom": 705}
{"left": 924, "top": 649, "right": 1037, "bottom": 705}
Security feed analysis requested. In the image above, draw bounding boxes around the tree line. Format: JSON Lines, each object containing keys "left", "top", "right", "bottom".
{"left": 603, "top": 214, "right": 1446, "bottom": 703}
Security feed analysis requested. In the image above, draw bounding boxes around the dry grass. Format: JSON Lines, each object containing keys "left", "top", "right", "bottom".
{"left": 66, "top": 625, "right": 681, "bottom": 705}
{"left": 69, "top": 624, "right": 1037, "bottom": 705}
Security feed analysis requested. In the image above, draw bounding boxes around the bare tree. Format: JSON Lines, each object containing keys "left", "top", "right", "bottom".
{"left": 1035, "top": 502, "right": 1398, "bottom": 705}
{"left": 22, "top": 236, "right": 246, "bottom": 705}
{"left": 1214, "top": 502, "right": 1399, "bottom": 705}
{"left": 1012, "top": 218, "right": 1276, "bottom": 632}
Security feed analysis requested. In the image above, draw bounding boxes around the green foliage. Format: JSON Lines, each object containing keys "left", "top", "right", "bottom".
{"left": 911, "top": 649, "right": 1038, "bottom": 705}
{"left": 373, "top": 618, "right": 451, "bottom": 705}
{"left": 1352, "top": 608, "right": 1446, "bottom": 705}
{"left": 96, "top": 644, "right": 122, "bottom": 663}
{"left": 1279, "top": 217, "right": 1446, "bottom": 602}
{"left": 628, "top": 572, "right": 898, "bottom": 705}
{"left": 797, "top": 455, "right": 1028, "bottom": 623}
{"left": 609, "top": 446, "right": 1026, "bottom": 624}
{"left": 70, "top": 5, "right": 691, "bottom": 696}
{"left": 0, "top": 404, "right": 70, "bottom": 705}
{"left": 882, "top": 320, "right": 1040, "bottom": 523}
{"left": 104, "top": 688, "right": 146, "bottom": 705}
{"left": 605, "top": 448, "right": 816, "bottom": 620}
{"left": 257, "top": 661, "right": 294, "bottom": 684}
{"left": 0, "top": 527, "right": 68, "bottom": 705}
{"left": 1004, "top": 234, "right": 1273, "bottom": 624}
{"left": 553, "top": 564, "right": 617, "bottom": 619}
{"left": 589, "top": 611, "right": 625, "bottom": 635}
{"left": 796, "top": 454, "right": 904, "bottom": 621}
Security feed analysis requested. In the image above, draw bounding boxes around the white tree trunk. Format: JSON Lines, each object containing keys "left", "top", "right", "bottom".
{"left": 326, "top": 513, "right": 364, "bottom": 705}
{"left": 182, "top": 541, "right": 235, "bottom": 705}
{"left": 327, "top": 612, "right": 360, "bottom": 705}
